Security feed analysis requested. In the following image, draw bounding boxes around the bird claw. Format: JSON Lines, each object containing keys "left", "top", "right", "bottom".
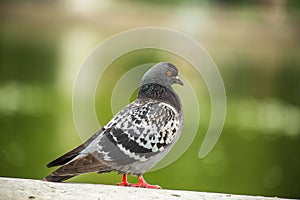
{"left": 130, "top": 183, "right": 161, "bottom": 189}
{"left": 117, "top": 181, "right": 130, "bottom": 186}
{"left": 117, "top": 174, "right": 130, "bottom": 186}
{"left": 117, "top": 174, "right": 161, "bottom": 189}
{"left": 129, "top": 176, "right": 161, "bottom": 189}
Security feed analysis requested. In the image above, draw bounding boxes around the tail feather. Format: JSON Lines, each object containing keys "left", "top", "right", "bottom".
{"left": 43, "top": 175, "right": 75, "bottom": 182}
{"left": 46, "top": 153, "right": 78, "bottom": 168}
{"left": 45, "top": 151, "right": 80, "bottom": 182}
{"left": 45, "top": 129, "right": 112, "bottom": 182}
{"left": 44, "top": 152, "right": 113, "bottom": 182}
{"left": 47, "top": 129, "right": 103, "bottom": 168}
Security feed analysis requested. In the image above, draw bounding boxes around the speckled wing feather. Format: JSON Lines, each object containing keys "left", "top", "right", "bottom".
{"left": 45, "top": 98, "right": 181, "bottom": 179}
{"left": 99, "top": 98, "right": 181, "bottom": 163}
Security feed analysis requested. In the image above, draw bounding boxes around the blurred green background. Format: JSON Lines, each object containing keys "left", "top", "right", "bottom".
{"left": 0, "top": 0, "right": 300, "bottom": 199}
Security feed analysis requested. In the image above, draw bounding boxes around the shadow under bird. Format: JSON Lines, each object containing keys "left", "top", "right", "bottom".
{"left": 44, "top": 62, "right": 184, "bottom": 189}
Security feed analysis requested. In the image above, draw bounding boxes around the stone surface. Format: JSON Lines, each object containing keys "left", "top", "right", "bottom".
{"left": 0, "top": 177, "right": 292, "bottom": 200}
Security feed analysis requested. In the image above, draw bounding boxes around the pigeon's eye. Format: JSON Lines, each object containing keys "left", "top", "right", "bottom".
{"left": 166, "top": 71, "right": 172, "bottom": 76}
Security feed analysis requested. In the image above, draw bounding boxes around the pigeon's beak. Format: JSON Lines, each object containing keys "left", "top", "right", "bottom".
{"left": 174, "top": 76, "right": 184, "bottom": 86}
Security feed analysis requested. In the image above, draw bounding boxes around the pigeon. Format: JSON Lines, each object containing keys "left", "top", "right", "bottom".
{"left": 44, "top": 62, "right": 184, "bottom": 189}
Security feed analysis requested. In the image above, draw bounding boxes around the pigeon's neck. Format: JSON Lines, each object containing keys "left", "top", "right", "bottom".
{"left": 138, "top": 83, "right": 182, "bottom": 112}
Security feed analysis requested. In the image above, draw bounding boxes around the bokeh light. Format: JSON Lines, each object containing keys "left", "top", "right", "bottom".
{"left": 0, "top": 0, "right": 299, "bottom": 198}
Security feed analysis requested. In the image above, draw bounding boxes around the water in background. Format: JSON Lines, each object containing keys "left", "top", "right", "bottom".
{"left": 0, "top": 0, "right": 299, "bottom": 198}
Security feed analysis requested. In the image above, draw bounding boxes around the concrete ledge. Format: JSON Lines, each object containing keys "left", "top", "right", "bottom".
{"left": 0, "top": 177, "right": 292, "bottom": 200}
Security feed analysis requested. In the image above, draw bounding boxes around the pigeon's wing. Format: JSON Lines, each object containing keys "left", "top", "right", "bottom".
{"left": 45, "top": 99, "right": 181, "bottom": 180}
{"left": 96, "top": 99, "right": 181, "bottom": 166}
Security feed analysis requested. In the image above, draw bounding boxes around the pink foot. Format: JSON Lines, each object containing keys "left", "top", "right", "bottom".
{"left": 117, "top": 174, "right": 130, "bottom": 186}
{"left": 130, "top": 176, "right": 161, "bottom": 189}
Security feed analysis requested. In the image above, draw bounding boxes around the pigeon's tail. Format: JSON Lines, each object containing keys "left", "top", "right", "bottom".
{"left": 44, "top": 152, "right": 113, "bottom": 182}
{"left": 44, "top": 174, "right": 75, "bottom": 182}
{"left": 44, "top": 129, "right": 108, "bottom": 182}
{"left": 46, "top": 129, "right": 104, "bottom": 168}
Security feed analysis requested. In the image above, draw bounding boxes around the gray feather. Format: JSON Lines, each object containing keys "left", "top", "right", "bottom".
{"left": 44, "top": 62, "right": 184, "bottom": 181}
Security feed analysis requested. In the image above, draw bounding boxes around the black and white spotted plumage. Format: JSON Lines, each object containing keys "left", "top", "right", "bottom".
{"left": 45, "top": 62, "right": 184, "bottom": 182}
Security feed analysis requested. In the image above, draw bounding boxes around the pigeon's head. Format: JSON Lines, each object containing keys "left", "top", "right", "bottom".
{"left": 141, "top": 62, "right": 184, "bottom": 87}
